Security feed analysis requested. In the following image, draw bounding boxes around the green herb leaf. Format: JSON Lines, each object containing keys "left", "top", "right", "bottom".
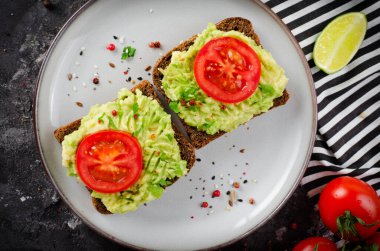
{"left": 160, "top": 152, "right": 168, "bottom": 161}
{"left": 158, "top": 179, "right": 167, "bottom": 186}
{"left": 165, "top": 133, "right": 173, "bottom": 141}
{"left": 132, "top": 127, "right": 142, "bottom": 137}
{"left": 121, "top": 46, "right": 137, "bottom": 60}
{"left": 169, "top": 101, "right": 180, "bottom": 113}
{"left": 260, "top": 84, "right": 275, "bottom": 96}
{"left": 132, "top": 103, "right": 139, "bottom": 114}
{"left": 107, "top": 116, "right": 117, "bottom": 130}
{"left": 204, "top": 121, "right": 215, "bottom": 129}
{"left": 97, "top": 113, "right": 106, "bottom": 123}
{"left": 147, "top": 184, "right": 164, "bottom": 198}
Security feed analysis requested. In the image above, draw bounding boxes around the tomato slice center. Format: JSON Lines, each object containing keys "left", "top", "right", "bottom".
{"left": 205, "top": 47, "right": 249, "bottom": 93}
{"left": 194, "top": 37, "right": 261, "bottom": 103}
{"left": 76, "top": 130, "right": 142, "bottom": 193}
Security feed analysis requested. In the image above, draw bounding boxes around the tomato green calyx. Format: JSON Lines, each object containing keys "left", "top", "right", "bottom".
{"left": 336, "top": 210, "right": 379, "bottom": 240}
{"left": 313, "top": 243, "right": 319, "bottom": 251}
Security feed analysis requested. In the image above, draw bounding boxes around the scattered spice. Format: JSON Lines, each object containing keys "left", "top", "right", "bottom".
{"left": 123, "top": 70, "right": 129, "bottom": 75}
{"left": 133, "top": 114, "right": 138, "bottom": 119}
{"left": 137, "top": 77, "right": 143, "bottom": 81}
{"left": 92, "top": 77, "right": 99, "bottom": 84}
{"left": 212, "top": 161, "right": 215, "bottom": 165}
{"left": 212, "top": 190, "right": 221, "bottom": 198}
{"left": 196, "top": 158, "right": 201, "bottom": 162}
{"left": 233, "top": 182, "right": 240, "bottom": 189}
{"left": 111, "top": 110, "right": 117, "bottom": 116}
{"left": 243, "top": 180, "right": 248, "bottom": 184}
{"left": 109, "top": 62, "right": 115, "bottom": 68}
{"left": 113, "top": 35, "right": 118, "bottom": 40}
{"left": 149, "top": 41, "right": 161, "bottom": 48}
{"left": 108, "top": 80, "right": 112, "bottom": 84}
{"left": 189, "top": 196, "right": 193, "bottom": 200}
{"left": 106, "top": 43, "right": 116, "bottom": 51}
{"left": 240, "top": 149, "right": 245, "bottom": 153}
{"left": 211, "top": 176, "right": 215, "bottom": 180}
{"left": 190, "top": 216, "right": 194, "bottom": 219}
{"left": 145, "top": 65, "right": 152, "bottom": 71}
{"left": 179, "top": 99, "right": 187, "bottom": 107}
{"left": 226, "top": 191, "right": 231, "bottom": 195}
{"left": 249, "top": 198, "right": 256, "bottom": 205}
{"left": 79, "top": 51, "right": 83, "bottom": 56}
{"left": 75, "top": 102, "right": 83, "bottom": 107}
{"left": 127, "top": 76, "right": 132, "bottom": 82}
{"left": 237, "top": 199, "right": 243, "bottom": 203}
{"left": 42, "top": 0, "right": 53, "bottom": 9}
{"left": 132, "top": 80, "right": 136, "bottom": 84}
{"left": 149, "top": 134, "right": 156, "bottom": 139}
{"left": 221, "top": 105, "right": 226, "bottom": 110}
{"left": 189, "top": 99, "right": 196, "bottom": 106}
{"left": 67, "top": 73, "right": 73, "bottom": 81}
{"left": 201, "top": 202, "right": 208, "bottom": 208}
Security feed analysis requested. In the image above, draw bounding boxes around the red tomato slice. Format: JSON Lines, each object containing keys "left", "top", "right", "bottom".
{"left": 76, "top": 130, "right": 143, "bottom": 193}
{"left": 194, "top": 37, "right": 261, "bottom": 103}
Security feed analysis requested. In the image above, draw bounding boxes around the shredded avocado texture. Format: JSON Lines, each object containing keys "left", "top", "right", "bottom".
{"left": 161, "top": 23, "right": 288, "bottom": 135}
{"left": 61, "top": 89, "right": 187, "bottom": 213}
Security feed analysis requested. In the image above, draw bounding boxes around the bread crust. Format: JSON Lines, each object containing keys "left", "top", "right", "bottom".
{"left": 152, "top": 17, "right": 289, "bottom": 149}
{"left": 54, "top": 80, "right": 195, "bottom": 214}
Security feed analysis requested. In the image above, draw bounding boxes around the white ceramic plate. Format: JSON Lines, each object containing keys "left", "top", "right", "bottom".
{"left": 34, "top": 0, "right": 316, "bottom": 250}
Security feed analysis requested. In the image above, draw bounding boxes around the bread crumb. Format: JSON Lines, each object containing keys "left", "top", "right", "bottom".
{"left": 239, "top": 149, "right": 245, "bottom": 153}
{"left": 109, "top": 62, "right": 115, "bottom": 68}
{"left": 67, "top": 73, "right": 73, "bottom": 81}
{"left": 359, "top": 112, "right": 367, "bottom": 118}
{"left": 75, "top": 102, "right": 83, "bottom": 107}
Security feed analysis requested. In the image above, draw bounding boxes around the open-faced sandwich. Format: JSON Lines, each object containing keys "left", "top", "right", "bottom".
{"left": 153, "top": 17, "right": 289, "bottom": 148}
{"left": 54, "top": 81, "right": 195, "bottom": 214}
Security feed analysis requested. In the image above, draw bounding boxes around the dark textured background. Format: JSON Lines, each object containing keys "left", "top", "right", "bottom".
{"left": 0, "top": 1, "right": 323, "bottom": 250}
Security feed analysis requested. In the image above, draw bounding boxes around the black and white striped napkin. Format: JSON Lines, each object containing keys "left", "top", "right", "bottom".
{"left": 262, "top": 0, "right": 380, "bottom": 205}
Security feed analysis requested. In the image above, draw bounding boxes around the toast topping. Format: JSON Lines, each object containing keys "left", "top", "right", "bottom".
{"left": 161, "top": 23, "right": 288, "bottom": 135}
{"left": 61, "top": 89, "right": 187, "bottom": 213}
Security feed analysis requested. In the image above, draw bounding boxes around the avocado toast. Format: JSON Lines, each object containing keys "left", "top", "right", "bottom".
{"left": 153, "top": 17, "right": 289, "bottom": 149}
{"left": 54, "top": 81, "right": 195, "bottom": 214}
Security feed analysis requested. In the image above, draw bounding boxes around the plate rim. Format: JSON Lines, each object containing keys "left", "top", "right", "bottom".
{"left": 33, "top": 0, "right": 317, "bottom": 249}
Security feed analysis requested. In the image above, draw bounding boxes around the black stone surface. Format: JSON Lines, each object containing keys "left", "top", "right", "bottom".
{"left": 0, "top": 1, "right": 323, "bottom": 250}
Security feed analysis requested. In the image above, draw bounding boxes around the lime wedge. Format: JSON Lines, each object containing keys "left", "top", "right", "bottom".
{"left": 313, "top": 12, "right": 367, "bottom": 74}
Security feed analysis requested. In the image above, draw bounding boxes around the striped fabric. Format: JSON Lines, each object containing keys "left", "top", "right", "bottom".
{"left": 262, "top": 0, "right": 380, "bottom": 205}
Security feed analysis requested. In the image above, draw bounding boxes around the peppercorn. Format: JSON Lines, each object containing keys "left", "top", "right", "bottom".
{"left": 212, "top": 190, "right": 221, "bottom": 198}
{"left": 106, "top": 43, "right": 116, "bottom": 51}
{"left": 201, "top": 202, "right": 208, "bottom": 208}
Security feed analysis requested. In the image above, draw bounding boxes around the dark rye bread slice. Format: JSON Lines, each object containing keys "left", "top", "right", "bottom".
{"left": 54, "top": 80, "right": 196, "bottom": 214}
{"left": 153, "top": 17, "right": 289, "bottom": 149}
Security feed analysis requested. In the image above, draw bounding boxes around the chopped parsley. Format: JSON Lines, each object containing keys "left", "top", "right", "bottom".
{"left": 121, "top": 46, "right": 136, "bottom": 60}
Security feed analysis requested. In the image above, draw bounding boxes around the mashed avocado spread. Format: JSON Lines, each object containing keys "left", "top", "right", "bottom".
{"left": 62, "top": 89, "right": 187, "bottom": 213}
{"left": 161, "top": 23, "right": 288, "bottom": 135}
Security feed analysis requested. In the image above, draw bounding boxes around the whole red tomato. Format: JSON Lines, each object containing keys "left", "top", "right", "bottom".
{"left": 292, "top": 237, "right": 337, "bottom": 251}
{"left": 366, "top": 232, "right": 380, "bottom": 248}
{"left": 319, "top": 176, "right": 380, "bottom": 240}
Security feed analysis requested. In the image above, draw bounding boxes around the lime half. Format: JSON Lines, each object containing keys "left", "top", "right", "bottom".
{"left": 313, "top": 12, "right": 367, "bottom": 74}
